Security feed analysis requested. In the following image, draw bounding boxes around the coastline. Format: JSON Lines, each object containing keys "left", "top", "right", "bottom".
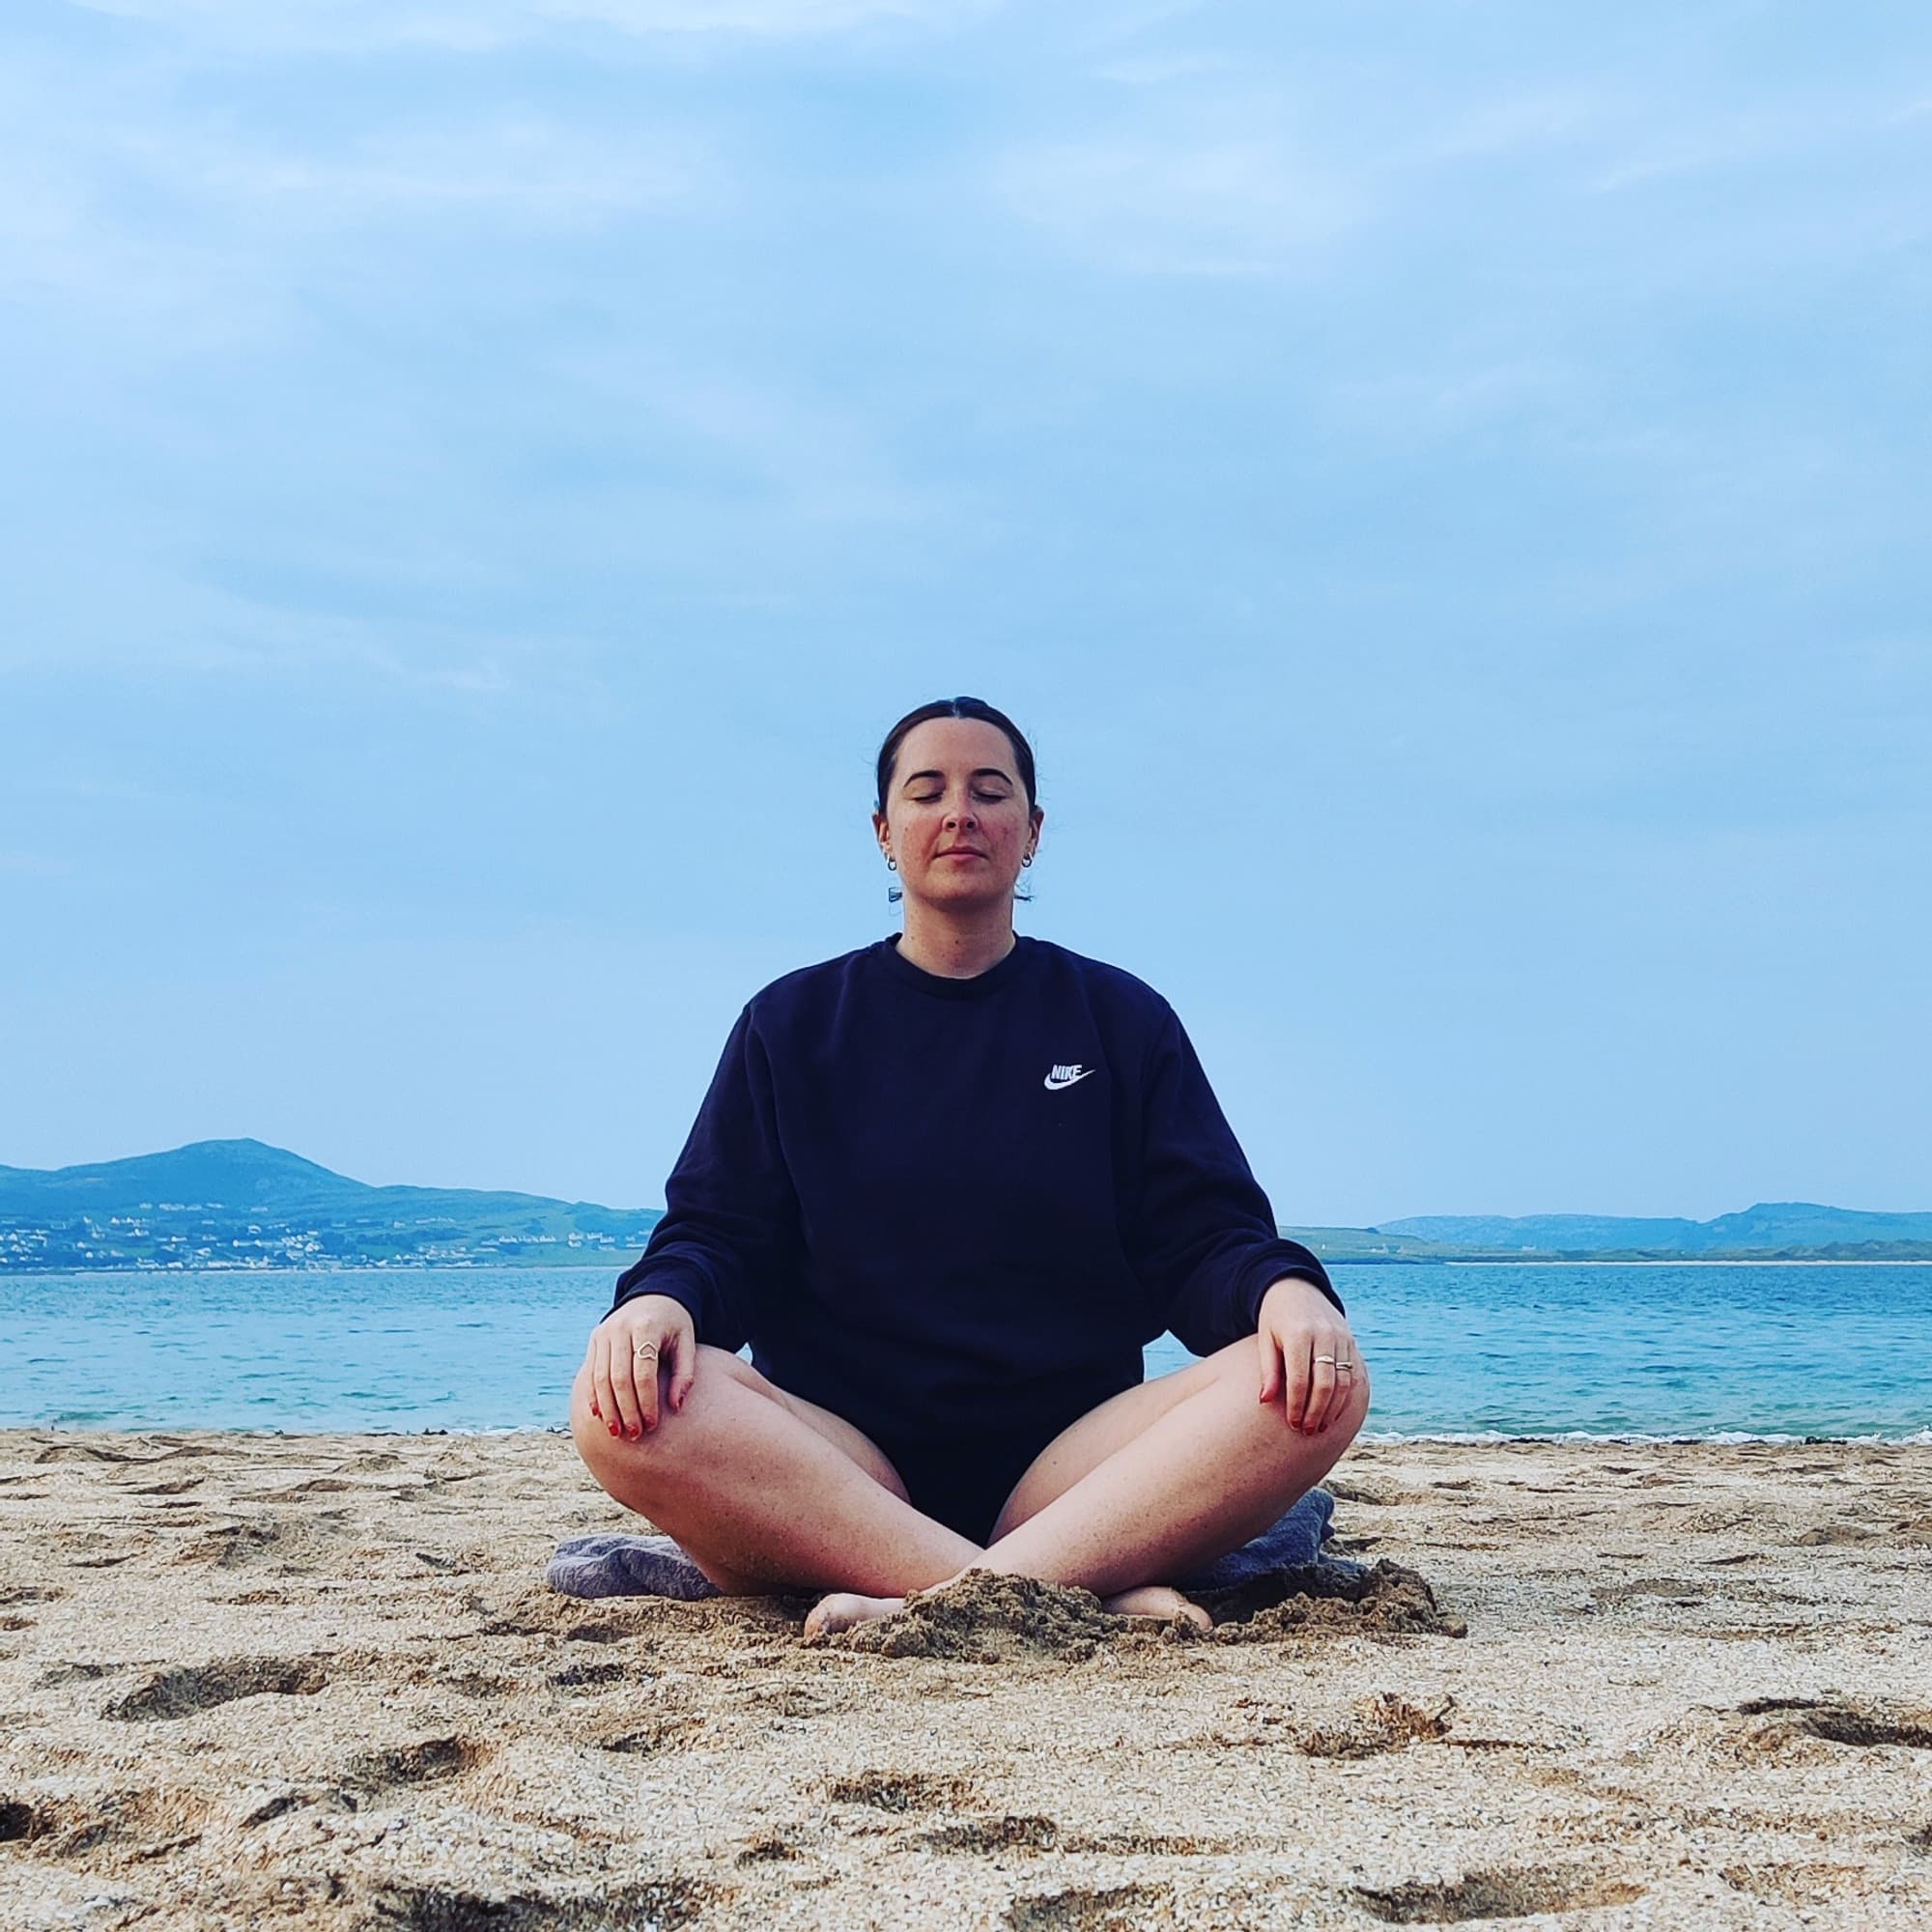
{"left": 1436, "top": 1259, "right": 1932, "bottom": 1266}
{"left": 8, "top": 1257, "right": 1932, "bottom": 1277}
{"left": 3, "top": 1431, "right": 1929, "bottom": 1929}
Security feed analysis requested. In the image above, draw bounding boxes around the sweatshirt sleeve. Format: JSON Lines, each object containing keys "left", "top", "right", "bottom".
{"left": 1130, "top": 1004, "right": 1342, "bottom": 1356}
{"left": 607, "top": 1002, "right": 799, "bottom": 1351}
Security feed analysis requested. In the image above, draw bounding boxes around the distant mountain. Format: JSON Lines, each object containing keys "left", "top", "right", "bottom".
{"left": 1376, "top": 1203, "right": 1932, "bottom": 1259}
{"left": 0, "top": 1140, "right": 662, "bottom": 1271}
{"left": 2, "top": 1143, "right": 1928, "bottom": 1271}
{"left": 3, "top": 1140, "right": 379, "bottom": 1218}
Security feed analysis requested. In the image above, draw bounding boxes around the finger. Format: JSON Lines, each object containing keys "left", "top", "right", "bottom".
{"left": 1330, "top": 1356, "right": 1361, "bottom": 1426}
{"left": 666, "top": 1322, "right": 696, "bottom": 1413}
{"left": 1286, "top": 1336, "right": 1313, "bottom": 1432}
{"left": 634, "top": 1336, "right": 663, "bottom": 1433}
{"left": 1257, "top": 1326, "right": 1282, "bottom": 1406}
{"left": 590, "top": 1332, "right": 624, "bottom": 1438}
{"left": 1305, "top": 1348, "right": 1338, "bottom": 1435}
{"left": 608, "top": 1331, "right": 645, "bottom": 1439}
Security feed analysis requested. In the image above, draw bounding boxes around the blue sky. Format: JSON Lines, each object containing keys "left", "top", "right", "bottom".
{"left": 3, "top": 1, "right": 1928, "bottom": 1225}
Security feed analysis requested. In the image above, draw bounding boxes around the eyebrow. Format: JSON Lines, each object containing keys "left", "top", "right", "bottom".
{"left": 901, "top": 767, "right": 1014, "bottom": 789}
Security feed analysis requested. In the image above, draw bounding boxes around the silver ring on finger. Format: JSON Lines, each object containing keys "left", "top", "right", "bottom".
{"left": 633, "top": 1344, "right": 659, "bottom": 1358}
{"left": 1336, "top": 1362, "right": 1356, "bottom": 1377}
{"left": 1313, "top": 1354, "right": 1337, "bottom": 1365}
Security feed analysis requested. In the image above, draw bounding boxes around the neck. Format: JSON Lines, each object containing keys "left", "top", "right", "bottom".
{"left": 895, "top": 902, "right": 1018, "bottom": 980}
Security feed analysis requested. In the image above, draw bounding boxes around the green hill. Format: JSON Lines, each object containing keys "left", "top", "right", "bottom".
{"left": 1376, "top": 1202, "right": 1932, "bottom": 1258}
{"left": 3, "top": 1142, "right": 1928, "bottom": 1271}
{"left": 0, "top": 1140, "right": 661, "bottom": 1270}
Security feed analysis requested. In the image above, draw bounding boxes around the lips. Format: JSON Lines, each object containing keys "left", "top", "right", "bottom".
{"left": 936, "top": 850, "right": 987, "bottom": 860}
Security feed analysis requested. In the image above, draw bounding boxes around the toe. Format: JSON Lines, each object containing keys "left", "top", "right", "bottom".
{"left": 804, "top": 1591, "right": 902, "bottom": 1640}
{"left": 1102, "top": 1585, "right": 1211, "bottom": 1631}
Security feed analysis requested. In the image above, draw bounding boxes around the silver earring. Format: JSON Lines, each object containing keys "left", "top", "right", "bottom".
{"left": 886, "top": 856, "right": 896, "bottom": 870}
{"left": 1021, "top": 853, "right": 1033, "bottom": 867}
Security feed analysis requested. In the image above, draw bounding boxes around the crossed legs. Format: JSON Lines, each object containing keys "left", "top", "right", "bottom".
{"left": 569, "top": 1337, "right": 1370, "bottom": 1633}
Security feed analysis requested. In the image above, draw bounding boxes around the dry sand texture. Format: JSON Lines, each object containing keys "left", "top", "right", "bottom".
{"left": 2, "top": 1430, "right": 1930, "bottom": 1930}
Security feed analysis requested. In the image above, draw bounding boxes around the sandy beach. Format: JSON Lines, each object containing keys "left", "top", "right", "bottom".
{"left": 2, "top": 1431, "right": 1928, "bottom": 1931}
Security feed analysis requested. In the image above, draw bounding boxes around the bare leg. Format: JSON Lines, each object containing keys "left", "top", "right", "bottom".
{"left": 805, "top": 1337, "right": 1369, "bottom": 1637}
{"left": 571, "top": 1350, "right": 1180, "bottom": 1617}
{"left": 569, "top": 1349, "right": 980, "bottom": 1595}
{"left": 988, "top": 1336, "right": 1369, "bottom": 1586}
{"left": 574, "top": 1338, "right": 1366, "bottom": 1634}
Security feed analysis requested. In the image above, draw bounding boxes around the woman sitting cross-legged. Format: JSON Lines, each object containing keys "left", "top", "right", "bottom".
{"left": 570, "top": 695, "right": 1370, "bottom": 1639}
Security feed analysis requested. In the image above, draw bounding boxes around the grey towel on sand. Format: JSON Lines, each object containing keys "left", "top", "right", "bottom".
{"left": 1173, "top": 1485, "right": 1336, "bottom": 1590}
{"left": 546, "top": 1487, "right": 1337, "bottom": 1603}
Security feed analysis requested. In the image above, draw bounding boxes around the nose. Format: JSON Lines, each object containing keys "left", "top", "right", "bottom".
{"left": 947, "top": 797, "right": 978, "bottom": 830}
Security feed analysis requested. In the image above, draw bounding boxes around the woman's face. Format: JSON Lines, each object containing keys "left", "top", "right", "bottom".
{"left": 874, "top": 717, "right": 1042, "bottom": 914}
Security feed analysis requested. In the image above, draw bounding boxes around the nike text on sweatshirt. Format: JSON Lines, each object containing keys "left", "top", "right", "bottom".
{"left": 611, "top": 933, "right": 1340, "bottom": 1447}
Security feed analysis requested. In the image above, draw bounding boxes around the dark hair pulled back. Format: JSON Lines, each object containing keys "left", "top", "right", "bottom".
{"left": 873, "top": 696, "right": 1039, "bottom": 817}
{"left": 873, "top": 696, "right": 1040, "bottom": 905}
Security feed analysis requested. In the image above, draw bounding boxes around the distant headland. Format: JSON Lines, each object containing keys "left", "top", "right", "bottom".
{"left": 2, "top": 1140, "right": 1928, "bottom": 1271}
{"left": 0, "top": 1140, "right": 659, "bottom": 1272}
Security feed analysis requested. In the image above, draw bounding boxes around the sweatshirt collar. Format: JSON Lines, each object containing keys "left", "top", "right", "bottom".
{"left": 876, "top": 932, "right": 1038, "bottom": 1000}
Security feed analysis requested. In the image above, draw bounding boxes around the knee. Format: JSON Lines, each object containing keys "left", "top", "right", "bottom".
{"left": 1332, "top": 1355, "right": 1372, "bottom": 1438}
{"left": 1271, "top": 1354, "right": 1371, "bottom": 1470}
{"left": 568, "top": 1363, "right": 626, "bottom": 1490}
{"left": 1212, "top": 1339, "right": 1372, "bottom": 1448}
{"left": 567, "top": 1345, "right": 746, "bottom": 1494}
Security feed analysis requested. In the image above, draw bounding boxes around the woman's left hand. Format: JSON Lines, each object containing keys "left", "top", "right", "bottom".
{"left": 1256, "top": 1275, "right": 1365, "bottom": 1435}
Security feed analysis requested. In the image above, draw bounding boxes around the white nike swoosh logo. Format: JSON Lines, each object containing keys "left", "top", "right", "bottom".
{"left": 1043, "top": 1067, "right": 1095, "bottom": 1092}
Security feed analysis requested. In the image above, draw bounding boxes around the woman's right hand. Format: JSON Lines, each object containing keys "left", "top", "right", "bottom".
{"left": 586, "top": 1294, "right": 697, "bottom": 1440}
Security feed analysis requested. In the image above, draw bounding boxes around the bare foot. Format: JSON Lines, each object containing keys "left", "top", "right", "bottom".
{"left": 803, "top": 1590, "right": 904, "bottom": 1641}
{"left": 1100, "top": 1584, "right": 1212, "bottom": 1632}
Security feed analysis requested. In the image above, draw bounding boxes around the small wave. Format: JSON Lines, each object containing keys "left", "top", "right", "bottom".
{"left": 1357, "top": 1427, "right": 1932, "bottom": 1446}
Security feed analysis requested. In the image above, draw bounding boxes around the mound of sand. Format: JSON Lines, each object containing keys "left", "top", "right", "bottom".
{"left": 813, "top": 1571, "right": 1148, "bottom": 1662}
{"left": 810, "top": 1558, "right": 1467, "bottom": 1664}
{"left": 1203, "top": 1558, "right": 1468, "bottom": 1642}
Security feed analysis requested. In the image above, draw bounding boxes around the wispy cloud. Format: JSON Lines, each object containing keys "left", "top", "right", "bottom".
{"left": 1329, "top": 357, "right": 1578, "bottom": 440}
{"left": 1584, "top": 109, "right": 1800, "bottom": 194}
{"left": 553, "top": 0, "right": 996, "bottom": 35}
{"left": 1425, "top": 86, "right": 1623, "bottom": 163}
{"left": 1091, "top": 51, "right": 1232, "bottom": 88}
{"left": 555, "top": 352, "right": 951, "bottom": 529}
{"left": 93, "top": 585, "right": 565, "bottom": 695}
{"left": 0, "top": 853, "right": 68, "bottom": 878}
{"left": 159, "top": 123, "right": 705, "bottom": 226}
{"left": 993, "top": 129, "right": 1358, "bottom": 277}
{"left": 0, "top": 65, "right": 719, "bottom": 361}
{"left": 9, "top": 773, "right": 174, "bottom": 807}
{"left": 4, "top": 99, "right": 711, "bottom": 245}
{"left": 70, "top": 0, "right": 998, "bottom": 52}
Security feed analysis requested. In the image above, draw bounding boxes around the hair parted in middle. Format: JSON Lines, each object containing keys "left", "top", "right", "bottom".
{"left": 872, "top": 695, "right": 1039, "bottom": 905}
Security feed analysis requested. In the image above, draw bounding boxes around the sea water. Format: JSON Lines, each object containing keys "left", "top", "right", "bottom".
{"left": 2, "top": 1263, "right": 1927, "bottom": 1440}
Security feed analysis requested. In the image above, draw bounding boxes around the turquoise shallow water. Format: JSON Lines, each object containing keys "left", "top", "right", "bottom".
{"left": 2, "top": 1263, "right": 1927, "bottom": 1439}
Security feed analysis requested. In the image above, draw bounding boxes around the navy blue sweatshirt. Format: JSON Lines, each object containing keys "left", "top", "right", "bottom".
{"left": 611, "top": 933, "right": 1338, "bottom": 1446}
